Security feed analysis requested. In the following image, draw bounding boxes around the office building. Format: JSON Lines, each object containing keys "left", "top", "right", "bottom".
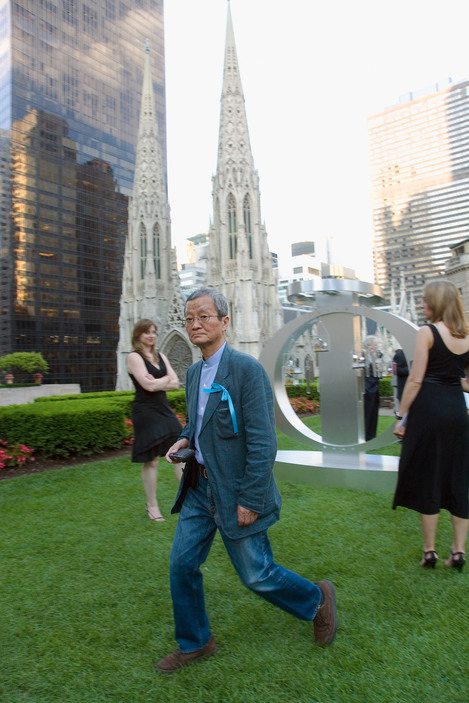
{"left": 445, "top": 237, "right": 469, "bottom": 314}
{"left": 177, "top": 232, "right": 209, "bottom": 298}
{"left": 0, "top": 0, "right": 166, "bottom": 391}
{"left": 368, "top": 78, "right": 469, "bottom": 309}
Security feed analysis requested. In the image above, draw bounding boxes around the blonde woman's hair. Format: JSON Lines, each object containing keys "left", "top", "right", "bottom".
{"left": 131, "top": 319, "right": 158, "bottom": 358}
{"left": 423, "top": 279, "right": 469, "bottom": 338}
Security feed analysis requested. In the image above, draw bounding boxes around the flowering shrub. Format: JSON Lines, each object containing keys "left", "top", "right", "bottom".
{"left": 289, "top": 397, "right": 320, "bottom": 415}
{"left": 124, "top": 419, "right": 134, "bottom": 445}
{"left": 0, "top": 441, "right": 35, "bottom": 470}
{"left": 176, "top": 413, "right": 186, "bottom": 427}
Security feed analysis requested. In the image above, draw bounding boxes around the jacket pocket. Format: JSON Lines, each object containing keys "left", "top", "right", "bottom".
{"left": 213, "top": 405, "right": 237, "bottom": 438}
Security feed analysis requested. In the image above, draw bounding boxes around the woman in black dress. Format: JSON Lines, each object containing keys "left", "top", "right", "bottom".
{"left": 127, "top": 319, "right": 183, "bottom": 522}
{"left": 393, "top": 280, "right": 469, "bottom": 571}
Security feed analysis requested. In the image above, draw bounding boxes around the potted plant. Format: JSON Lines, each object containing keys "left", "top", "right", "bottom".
{"left": 0, "top": 352, "right": 49, "bottom": 385}
{"left": 33, "top": 372, "right": 43, "bottom": 385}
{"left": 5, "top": 373, "right": 14, "bottom": 385}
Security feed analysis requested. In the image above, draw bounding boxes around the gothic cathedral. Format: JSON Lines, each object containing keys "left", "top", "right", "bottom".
{"left": 115, "top": 42, "right": 194, "bottom": 391}
{"left": 116, "top": 6, "right": 283, "bottom": 390}
{"left": 207, "top": 4, "right": 283, "bottom": 357}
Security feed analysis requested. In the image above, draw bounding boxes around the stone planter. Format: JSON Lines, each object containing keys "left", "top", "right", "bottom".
{"left": 33, "top": 373, "right": 43, "bottom": 385}
{"left": 5, "top": 374, "right": 13, "bottom": 385}
{"left": 379, "top": 396, "right": 394, "bottom": 408}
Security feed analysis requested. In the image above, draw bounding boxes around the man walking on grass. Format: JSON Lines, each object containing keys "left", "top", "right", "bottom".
{"left": 157, "top": 288, "right": 338, "bottom": 673}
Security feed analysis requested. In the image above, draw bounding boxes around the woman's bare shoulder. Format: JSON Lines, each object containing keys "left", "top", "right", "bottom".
{"left": 417, "top": 324, "right": 433, "bottom": 339}
{"left": 127, "top": 351, "right": 144, "bottom": 368}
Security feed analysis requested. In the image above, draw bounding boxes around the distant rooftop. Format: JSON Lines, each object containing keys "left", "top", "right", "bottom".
{"left": 391, "top": 77, "right": 468, "bottom": 109}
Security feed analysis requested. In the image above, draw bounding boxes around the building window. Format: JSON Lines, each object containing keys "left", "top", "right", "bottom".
{"left": 139, "top": 222, "right": 146, "bottom": 279}
{"left": 153, "top": 222, "right": 161, "bottom": 279}
{"left": 228, "top": 193, "right": 237, "bottom": 259}
{"left": 63, "top": 0, "right": 77, "bottom": 25}
{"left": 243, "top": 194, "right": 252, "bottom": 258}
{"left": 105, "top": 0, "right": 115, "bottom": 20}
{"left": 83, "top": 4, "right": 98, "bottom": 33}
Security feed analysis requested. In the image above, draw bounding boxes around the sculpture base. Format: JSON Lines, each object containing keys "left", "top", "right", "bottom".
{"left": 274, "top": 450, "right": 398, "bottom": 493}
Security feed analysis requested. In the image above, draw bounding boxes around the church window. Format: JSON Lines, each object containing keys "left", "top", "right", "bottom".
{"left": 243, "top": 194, "right": 252, "bottom": 258}
{"left": 228, "top": 194, "right": 237, "bottom": 259}
{"left": 153, "top": 223, "right": 161, "bottom": 279}
{"left": 139, "top": 222, "right": 147, "bottom": 279}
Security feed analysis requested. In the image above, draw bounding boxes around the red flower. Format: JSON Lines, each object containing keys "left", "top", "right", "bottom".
{"left": 289, "top": 397, "right": 320, "bottom": 415}
{"left": 0, "top": 441, "right": 36, "bottom": 468}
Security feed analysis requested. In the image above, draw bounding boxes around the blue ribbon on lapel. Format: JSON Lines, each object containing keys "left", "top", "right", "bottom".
{"left": 203, "top": 383, "right": 238, "bottom": 434}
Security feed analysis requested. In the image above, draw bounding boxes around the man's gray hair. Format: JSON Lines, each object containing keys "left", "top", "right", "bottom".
{"left": 185, "top": 288, "right": 229, "bottom": 317}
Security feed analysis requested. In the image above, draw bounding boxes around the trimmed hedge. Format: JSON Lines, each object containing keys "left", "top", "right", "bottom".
{"left": 285, "top": 379, "right": 393, "bottom": 401}
{"left": 166, "top": 390, "right": 187, "bottom": 416}
{"left": 379, "top": 377, "right": 393, "bottom": 397}
{"left": 0, "top": 389, "right": 189, "bottom": 459}
{"left": 284, "top": 383, "right": 320, "bottom": 402}
{"left": 34, "top": 391, "right": 134, "bottom": 403}
{"left": 34, "top": 389, "right": 188, "bottom": 419}
{"left": 0, "top": 400, "right": 127, "bottom": 458}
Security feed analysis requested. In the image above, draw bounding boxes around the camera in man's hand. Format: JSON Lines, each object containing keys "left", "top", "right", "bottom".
{"left": 169, "top": 448, "right": 195, "bottom": 463}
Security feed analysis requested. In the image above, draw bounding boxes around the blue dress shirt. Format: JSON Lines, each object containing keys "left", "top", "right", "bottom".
{"left": 194, "top": 342, "right": 226, "bottom": 464}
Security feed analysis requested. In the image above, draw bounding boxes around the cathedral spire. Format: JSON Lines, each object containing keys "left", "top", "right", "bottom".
{"left": 138, "top": 39, "right": 159, "bottom": 144}
{"left": 216, "top": 2, "right": 254, "bottom": 177}
{"left": 223, "top": 2, "right": 241, "bottom": 91}
{"left": 116, "top": 42, "right": 192, "bottom": 390}
{"left": 207, "top": 3, "right": 283, "bottom": 358}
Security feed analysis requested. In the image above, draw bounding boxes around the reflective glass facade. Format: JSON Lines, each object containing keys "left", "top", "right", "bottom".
{"left": 0, "top": 0, "right": 166, "bottom": 391}
{"left": 368, "top": 80, "right": 469, "bottom": 311}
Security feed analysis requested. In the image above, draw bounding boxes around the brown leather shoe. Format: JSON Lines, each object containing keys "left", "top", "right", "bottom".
{"left": 313, "top": 581, "right": 338, "bottom": 646}
{"left": 155, "top": 634, "right": 217, "bottom": 673}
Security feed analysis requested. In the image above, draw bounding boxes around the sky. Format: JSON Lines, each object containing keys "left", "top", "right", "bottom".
{"left": 163, "top": 0, "right": 469, "bottom": 282}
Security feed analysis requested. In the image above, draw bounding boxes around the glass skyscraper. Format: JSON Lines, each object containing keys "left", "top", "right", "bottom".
{"left": 368, "top": 79, "right": 469, "bottom": 310}
{"left": 0, "top": 0, "right": 166, "bottom": 391}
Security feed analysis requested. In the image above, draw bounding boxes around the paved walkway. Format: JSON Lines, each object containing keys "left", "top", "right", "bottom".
{"left": 380, "top": 407, "right": 396, "bottom": 416}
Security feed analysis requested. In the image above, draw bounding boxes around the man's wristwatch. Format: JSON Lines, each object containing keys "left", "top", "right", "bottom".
{"left": 394, "top": 411, "right": 403, "bottom": 420}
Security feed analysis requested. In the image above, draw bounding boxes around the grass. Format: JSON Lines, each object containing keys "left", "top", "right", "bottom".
{"left": 1, "top": 421, "right": 468, "bottom": 703}
{"left": 278, "top": 414, "right": 401, "bottom": 455}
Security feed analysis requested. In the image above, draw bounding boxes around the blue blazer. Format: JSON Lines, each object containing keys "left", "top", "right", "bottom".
{"left": 171, "top": 344, "right": 281, "bottom": 539}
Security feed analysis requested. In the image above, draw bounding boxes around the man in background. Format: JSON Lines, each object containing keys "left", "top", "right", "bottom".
{"left": 364, "top": 335, "right": 382, "bottom": 440}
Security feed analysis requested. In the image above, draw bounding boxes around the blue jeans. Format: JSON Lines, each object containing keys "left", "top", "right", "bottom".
{"left": 169, "top": 476, "right": 322, "bottom": 652}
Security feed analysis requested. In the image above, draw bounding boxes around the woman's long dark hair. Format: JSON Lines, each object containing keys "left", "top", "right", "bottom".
{"left": 131, "top": 319, "right": 158, "bottom": 359}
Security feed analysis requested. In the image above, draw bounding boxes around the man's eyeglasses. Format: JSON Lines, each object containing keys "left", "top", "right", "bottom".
{"left": 184, "top": 315, "right": 220, "bottom": 327}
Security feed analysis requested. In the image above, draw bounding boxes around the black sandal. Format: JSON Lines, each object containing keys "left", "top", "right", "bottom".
{"left": 444, "top": 552, "right": 466, "bottom": 572}
{"left": 420, "top": 550, "right": 438, "bottom": 569}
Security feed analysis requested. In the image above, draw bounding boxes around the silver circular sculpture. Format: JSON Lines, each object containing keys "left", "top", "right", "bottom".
{"left": 259, "top": 277, "right": 419, "bottom": 491}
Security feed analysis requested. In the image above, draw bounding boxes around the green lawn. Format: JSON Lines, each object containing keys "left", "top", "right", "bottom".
{"left": 278, "top": 414, "right": 401, "bottom": 455}
{"left": 1, "top": 425, "right": 467, "bottom": 703}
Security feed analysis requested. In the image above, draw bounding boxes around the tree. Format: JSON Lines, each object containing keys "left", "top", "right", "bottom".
{"left": 0, "top": 352, "right": 49, "bottom": 383}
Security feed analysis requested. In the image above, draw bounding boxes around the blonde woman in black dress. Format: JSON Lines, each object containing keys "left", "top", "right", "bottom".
{"left": 127, "top": 319, "right": 183, "bottom": 522}
{"left": 393, "top": 280, "right": 469, "bottom": 571}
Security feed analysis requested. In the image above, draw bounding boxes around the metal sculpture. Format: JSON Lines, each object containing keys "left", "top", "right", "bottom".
{"left": 259, "top": 278, "right": 418, "bottom": 491}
